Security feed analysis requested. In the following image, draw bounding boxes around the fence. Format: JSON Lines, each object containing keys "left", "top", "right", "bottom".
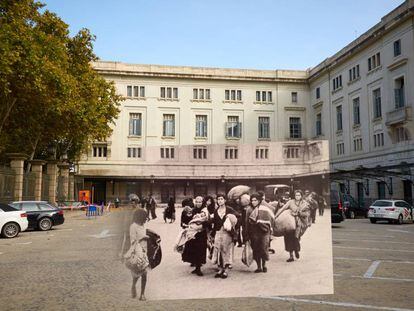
{"left": 0, "top": 166, "right": 15, "bottom": 203}
{"left": 22, "top": 172, "right": 36, "bottom": 201}
{"left": 41, "top": 173, "right": 50, "bottom": 201}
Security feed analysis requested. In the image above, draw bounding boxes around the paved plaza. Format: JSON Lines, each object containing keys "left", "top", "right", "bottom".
{"left": 0, "top": 207, "right": 413, "bottom": 310}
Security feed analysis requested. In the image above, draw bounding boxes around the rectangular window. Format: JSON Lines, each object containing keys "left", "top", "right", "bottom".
{"left": 395, "top": 126, "right": 409, "bottom": 143}
{"left": 333, "top": 75, "right": 342, "bottom": 90}
{"left": 286, "top": 147, "right": 300, "bottom": 159}
{"left": 133, "top": 86, "right": 139, "bottom": 97}
{"left": 316, "top": 87, "right": 320, "bottom": 99}
{"left": 193, "top": 88, "right": 210, "bottom": 101}
{"left": 193, "top": 89, "right": 198, "bottom": 99}
{"left": 336, "top": 105, "right": 343, "bottom": 131}
{"left": 316, "top": 113, "right": 322, "bottom": 136}
{"left": 255, "top": 91, "right": 272, "bottom": 102}
{"left": 377, "top": 182, "right": 386, "bottom": 199}
{"left": 225, "top": 146, "right": 238, "bottom": 159}
{"left": 173, "top": 87, "right": 178, "bottom": 99}
{"left": 127, "top": 86, "right": 132, "bottom": 97}
{"left": 237, "top": 90, "right": 242, "bottom": 101}
{"left": 167, "top": 87, "right": 172, "bottom": 98}
{"left": 373, "top": 89, "right": 382, "bottom": 118}
{"left": 374, "top": 133, "right": 384, "bottom": 148}
{"left": 129, "top": 113, "right": 142, "bottom": 136}
{"left": 160, "top": 87, "right": 166, "bottom": 98}
{"left": 336, "top": 142, "right": 344, "bottom": 155}
{"left": 225, "top": 89, "right": 242, "bottom": 102}
{"left": 394, "top": 77, "right": 405, "bottom": 108}
{"left": 231, "top": 90, "right": 236, "bottom": 100}
{"left": 262, "top": 91, "right": 266, "bottom": 102}
{"left": 349, "top": 65, "right": 360, "bottom": 82}
{"left": 195, "top": 115, "right": 207, "bottom": 137}
{"left": 160, "top": 147, "right": 175, "bottom": 159}
{"left": 205, "top": 89, "right": 210, "bottom": 100}
{"left": 163, "top": 114, "right": 175, "bottom": 137}
{"left": 199, "top": 89, "right": 204, "bottom": 100}
{"left": 226, "top": 116, "right": 241, "bottom": 138}
{"left": 289, "top": 117, "right": 302, "bottom": 139}
{"left": 353, "top": 138, "right": 362, "bottom": 151}
{"left": 127, "top": 147, "right": 142, "bottom": 158}
{"left": 258, "top": 117, "right": 270, "bottom": 139}
{"left": 291, "top": 92, "right": 298, "bottom": 103}
{"left": 256, "top": 147, "right": 269, "bottom": 159}
{"left": 92, "top": 145, "right": 107, "bottom": 158}
{"left": 394, "top": 39, "right": 401, "bottom": 57}
{"left": 368, "top": 53, "right": 381, "bottom": 71}
{"left": 256, "top": 91, "right": 260, "bottom": 101}
{"left": 193, "top": 146, "right": 207, "bottom": 159}
{"left": 140, "top": 86, "right": 145, "bottom": 97}
{"left": 225, "top": 90, "right": 230, "bottom": 100}
{"left": 268, "top": 91, "right": 272, "bottom": 102}
{"left": 353, "top": 98, "right": 360, "bottom": 125}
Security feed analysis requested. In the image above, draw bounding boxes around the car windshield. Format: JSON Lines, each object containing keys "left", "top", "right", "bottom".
{"left": 372, "top": 200, "right": 393, "bottom": 207}
{"left": 0, "top": 203, "right": 18, "bottom": 212}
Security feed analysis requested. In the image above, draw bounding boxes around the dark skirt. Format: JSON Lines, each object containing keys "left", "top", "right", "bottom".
{"left": 182, "top": 230, "right": 207, "bottom": 266}
{"left": 250, "top": 224, "right": 270, "bottom": 262}
{"left": 284, "top": 231, "right": 301, "bottom": 252}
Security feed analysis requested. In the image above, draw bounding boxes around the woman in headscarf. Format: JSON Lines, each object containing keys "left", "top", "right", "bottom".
{"left": 275, "top": 190, "right": 310, "bottom": 262}
{"left": 164, "top": 197, "right": 176, "bottom": 223}
{"left": 245, "top": 192, "right": 275, "bottom": 273}
{"left": 202, "top": 195, "right": 216, "bottom": 260}
{"left": 211, "top": 193, "right": 237, "bottom": 279}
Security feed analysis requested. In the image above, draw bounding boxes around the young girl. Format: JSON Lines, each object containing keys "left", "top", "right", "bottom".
{"left": 124, "top": 208, "right": 150, "bottom": 300}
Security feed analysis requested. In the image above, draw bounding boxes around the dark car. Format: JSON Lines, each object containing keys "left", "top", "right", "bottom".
{"left": 330, "top": 190, "right": 345, "bottom": 223}
{"left": 10, "top": 201, "right": 64, "bottom": 231}
{"left": 342, "top": 194, "right": 368, "bottom": 219}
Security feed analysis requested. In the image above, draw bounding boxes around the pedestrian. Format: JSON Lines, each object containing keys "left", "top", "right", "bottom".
{"left": 275, "top": 190, "right": 310, "bottom": 262}
{"left": 164, "top": 197, "right": 176, "bottom": 223}
{"left": 305, "top": 191, "right": 318, "bottom": 224}
{"left": 317, "top": 194, "right": 327, "bottom": 216}
{"left": 245, "top": 193, "right": 275, "bottom": 273}
{"left": 122, "top": 208, "right": 150, "bottom": 301}
{"left": 258, "top": 190, "right": 276, "bottom": 255}
{"left": 114, "top": 197, "right": 120, "bottom": 208}
{"left": 148, "top": 194, "right": 157, "bottom": 220}
{"left": 211, "top": 194, "right": 237, "bottom": 279}
{"left": 202, "top": 195, "right": 216, "bottom": 259}
{"left": 181, "top": 196, "right": 209, "bottom": 276}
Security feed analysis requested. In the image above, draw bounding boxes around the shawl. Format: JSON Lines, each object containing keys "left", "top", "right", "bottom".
{"left": 248, "top": 204, "right": 275, "bottom": 233}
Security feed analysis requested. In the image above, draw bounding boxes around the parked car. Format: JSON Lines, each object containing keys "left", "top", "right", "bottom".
{"left": 10, "top": 201, "right": 64, "bottom": 231}
{"left": 330, "top": 190, "right": 345, "bottom": 223}
{"left": 0, "top": 203, "right": 28, "bottom": 238}
{"left": 368, "top": 200, "right": 413, "bottom": 224}
{"left": 342, "top": 194, "right": 368, "bottom": 219}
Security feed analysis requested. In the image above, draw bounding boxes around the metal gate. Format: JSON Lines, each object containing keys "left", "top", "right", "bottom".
{"left": 0, "top": 166, "right": 15, "bottom": 203}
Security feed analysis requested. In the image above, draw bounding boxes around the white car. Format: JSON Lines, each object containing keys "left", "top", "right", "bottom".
{"left": 0, "top": 203, "right": 29, "bottom": 238}
{"left": 368, "top": 200, "right": 413, "bottom": 224}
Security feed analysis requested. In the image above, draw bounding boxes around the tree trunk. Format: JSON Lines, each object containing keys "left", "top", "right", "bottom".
{"left": 25, "top": 135, "right": 41, "bottom": 173}
{"left": 0, "top": 98, "right": 17, "bottom": 136}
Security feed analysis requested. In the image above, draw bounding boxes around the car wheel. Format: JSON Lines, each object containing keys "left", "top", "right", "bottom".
{"left": 349, "top": 211, "right": 355, "bottom": 219}
{"left": 370, "top": 218, "right": 376, "bottom": 224}
{"left": 397, "top": 214, "right": 403, "bottom": 225}
{"left": 38, "top": 218, "right": 52, "bottom": 231}
{"left": 1, "top": 222, "right": 20, "bottom": 238}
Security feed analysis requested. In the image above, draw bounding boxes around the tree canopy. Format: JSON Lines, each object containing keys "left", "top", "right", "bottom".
{"left": 0, "top": 0, "right": 122, "bottom": 163}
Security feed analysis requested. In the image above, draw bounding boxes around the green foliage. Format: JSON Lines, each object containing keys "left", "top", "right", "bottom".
{"left": 0, "top": 0, "right": 122, "bottom": 163}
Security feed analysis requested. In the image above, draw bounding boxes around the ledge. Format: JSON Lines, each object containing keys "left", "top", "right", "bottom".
{"left": 367, "top": 65, "right": 382, "bottom": 76}
{"left": 312, "top": 101, "right": 323, "bottom": 109}
{"left": 191, "top": 99, "right": 212, "bottom": 103}
{"left": 387, "top": 57, "right": 408, "bottom": 71}
{"left": 347, "top": 76, "right": 361, "bottom": 86}
{"left": 284, "top": 106, "right": 306, "bottom": 111}
{"left": 223, "top": 100, "right": 243, "bottom": 104}
{"left": 331, "top": 86, "right": 343, "bottom": 94}
{"left": 125, "top": 96, "right": 146, "bottom": 100}
{"left": 161, "top": 136, "right": 176, "bottom": 140}
{"left": 158, "top": 98, "right": 179, "bottom": 101}
{"left": 194, "top": 137, "right": 208, "bottom": 141}
{"left": 253, "top": 101, "right": 274, "bottom": 105}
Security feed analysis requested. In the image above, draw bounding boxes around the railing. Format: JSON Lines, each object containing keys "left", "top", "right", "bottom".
{"left": 394, "top": 88, "right": 405, "bottom": 108}
{"left": 386, "top": 106, "right": 412, "bottom": 126}
{"left": 22, "top": 172, "right": 36, "bottom": 201}
{"left": 0, "top": 166, "right": 15, "bottom": 203}
{"left": 41, "top": 173, "right": 50, "bottom": 201}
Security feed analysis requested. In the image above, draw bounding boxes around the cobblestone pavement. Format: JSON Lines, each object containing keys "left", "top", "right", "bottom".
{"left": 0, "top": 207, "right": 413, "bottom": 310}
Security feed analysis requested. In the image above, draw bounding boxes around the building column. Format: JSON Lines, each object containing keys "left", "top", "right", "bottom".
{"left": 29, "top": 160, "right": 46, "bottom": 201}
{"left": 68, "top": 172, "right": 75, "bottom": 201}
{"left": 58, "top": 163, "right": 70, "bottom": 201}
{"left": 47, "top": 161, "right": 58, "bottom": 205}
{"left": 7, "top": 153, "right": 27, "bottom": 202}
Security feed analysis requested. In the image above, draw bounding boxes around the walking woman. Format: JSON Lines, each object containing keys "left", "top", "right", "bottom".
{"left": 245, "top": 193, "right": 275, "bottom": 273}
{"left": 211, "top": 194, "right": 237, "bottom": 279}
{"left": 275, "top": 190, "right": 310, "bottom": 262}
{"left": 123, "top": 208, "right": 150, "bottom": 301}
{"left": 164, "top": 197, "right": 176, "bottom": 223}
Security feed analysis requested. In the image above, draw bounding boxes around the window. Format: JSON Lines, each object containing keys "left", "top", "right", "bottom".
{"left": 394, "top": 39, "right": 401, "bottom": 57}
{"left": 160, "top": 87, "right": 178, "bottom": 99}
{"left": 92, "top": 145, "right": 107, "bottom": 158}
{"left": 368, "top": 52, "right": 381, "bottom": 71}
{"left": 373, "top": 89, "right": 382, "bottom": 118}
{"left": 193, "top": 88, "right": 211, "bottom": 100}
{"left": 377, "top": 182, "right": 386, "bottom": 199}
{"left": 289, "top": 117, "right": 302, "bottom": 139}
{"left": 129, "top": 113, "right": 142, "bottom": 136}
{"left": 258, "top": 117, "right": 270, "bottom": 139}
{"left": 160, "top": 147, "right": 175, "bottom": 159}
{"left": 374, "top": 133, "right": 384, "bottom": 147}
{"left": 332, "top": 75, "right": 342, "bottom": 91}
{"left": 353, "top": 98, "right": 360, "bottom": 125}
{"left": 195, "top": 115, "right": 207, "bottom": 137}
{"left": 353, "top": 138, "right": 363, "bottom": 152}
{"left": 225, "top": 146, "right": 238, "bottom": 159}
{"left": 163, "top": 114, "right": 175, "bottom": 137}
{"left": 193, "top": 146, "right": 207, "bottom": 159}
{"left": 127, "top": 85, "right": 145, "bottom": 98}
{"left": 336, "top": 142, "right": 345, "bottom": 155}
{"left": 286, "top": 147, "right": 300, "bottom": 159}
{"left": 394, "top": 77, "right": 405, "bottom": 108}
{"left": 336, "top": 105, "right": 343, "bottom": 131}
{"left": 348, "top": 65, "right": 360, "bottom": 82}
{"left": 225, "top": 89, "right": 242, "bottom": 102}
{"left": 127, "top": 147, "right": 142, "bottom": 158}
{"left": 316, "top": 113, "right": 322, "bottom": 136}
{"left": 395, "top": 126, "right": 409, "bottom": 143}
{"left": 256, "top": 147, "right": 269, "bottom": 159}
{"left": 316, "top": 87, "right": 320, "bottom": 99}
{"left": 226, "top": 116, "right": 241, "bottom": 138}
{"left": 291, "top": 92, "right": 298, "bottom": 103}
{"left": 256, "top": 91, "right": 273, "bottom": 103}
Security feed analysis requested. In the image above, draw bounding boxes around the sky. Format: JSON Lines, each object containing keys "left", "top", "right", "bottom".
{"left": 41, "top": 0, "right": 404, "bottom": 70}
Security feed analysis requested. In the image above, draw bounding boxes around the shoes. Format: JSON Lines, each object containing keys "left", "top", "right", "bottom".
{"left": 294, "top": 251, "right": 300, "bottom": 259}
{"left": 220, "top": 272, "right": 228, "bottom": 279}
{"left": 262, "top": 267, "right": 267, "bottom": 273}
{"left": 227, "top": 265, "right": 233, "bottom": 270}
{"left": 215, "top": 271, "right": 223, "bottom": 278}
{"left": 196, "top": 270, "right": 203, "bottom": 277}
{"left": 254, "top": 268, "right": 262, "bottom": 273}
{"left": 191, "top": 269, "right": 197, "bottom": 274}
{"left": 269, "top": 248, "right": 275, "bottom": 254}
{"left": 139, "top": 295, "right": 146, "bottom": 301}
{"left": 287, "top": 258, "right": 294, "bottom": 262}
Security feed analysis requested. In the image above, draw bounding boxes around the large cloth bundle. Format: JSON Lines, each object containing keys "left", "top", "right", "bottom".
{"left": 227, "top": 185, "right": 251, "bottom": 202}
{"left": 273, "top": 210, "right": 296, "bottom": 237}
{"left": 146, "top": 229, "right": 162, "bottom": 269}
